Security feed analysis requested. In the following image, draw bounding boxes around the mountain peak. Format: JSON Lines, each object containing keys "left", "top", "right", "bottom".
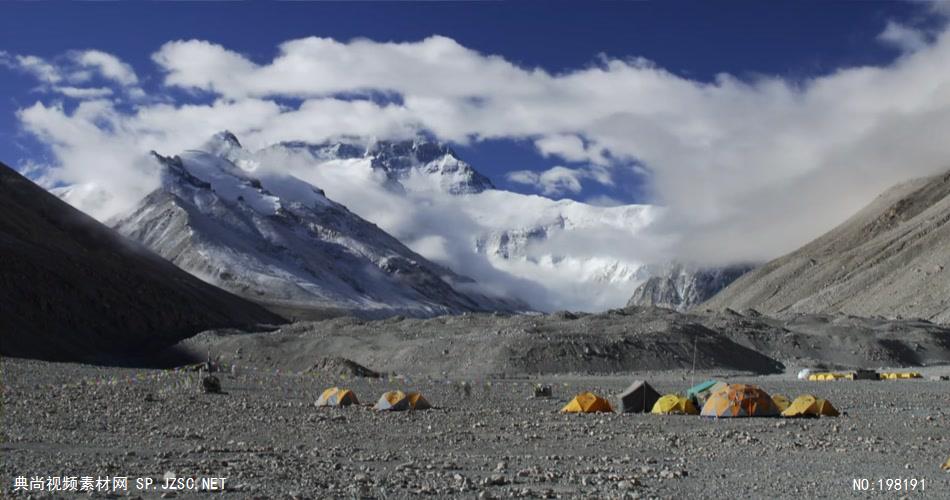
{"left": 265, "top": 136, "right": 494, "bottom": 194}
{"left": 213, "top": 130, "right": 242, "bottom": 148}
{"left": 198, "top": 130, "right": 245, "bottom": 157}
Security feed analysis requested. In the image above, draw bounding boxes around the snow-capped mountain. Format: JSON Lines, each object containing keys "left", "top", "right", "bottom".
{"left": 254, "top": 138, "right": 494, "bottom": 195}
{"left": 112, "top": 133, "right": 521, "bottom": 318}
{"left": 231, "top": 135, "right": 660, "bottom": 311}
{"left": 625, "top": 263, "right": 753, "bottom": 311}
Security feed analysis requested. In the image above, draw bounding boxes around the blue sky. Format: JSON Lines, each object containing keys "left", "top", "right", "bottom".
{"left": 0, "top": 1, "right": 933, "bottom": 206}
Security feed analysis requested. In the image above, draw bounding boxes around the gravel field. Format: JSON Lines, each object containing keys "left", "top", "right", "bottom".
{"left": 3, "top": 358, "right": 949, "bottom": 499}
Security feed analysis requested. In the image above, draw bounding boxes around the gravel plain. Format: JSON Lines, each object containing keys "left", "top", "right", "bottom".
{"left": 3, "top": 357, "right": 949, "bottom": 499}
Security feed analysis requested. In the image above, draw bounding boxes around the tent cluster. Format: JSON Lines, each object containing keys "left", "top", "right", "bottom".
{"left": 879, "top": 372, "right": 922, "bottom": 380}
{"left": 315, "top": 387, "right": 432, "bottom": 411}
{"left": 559, "top": 379, "right": 839, "bottom": 418}
{"left": 804, "top": 369, "right": 921, "bottom": 381}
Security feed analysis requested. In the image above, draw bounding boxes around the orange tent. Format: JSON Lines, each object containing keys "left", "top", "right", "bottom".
{"left": 700, "top": 384, "right": 779, "bottom": 418}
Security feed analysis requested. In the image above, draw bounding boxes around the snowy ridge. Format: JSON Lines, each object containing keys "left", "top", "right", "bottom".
{"left": 254, "top": 137, "right": 494, "bottom": 195}
{"left": 113, "top": 133, "right": 522, "bottom": 317}
{"left": 237, "top": 135, "right": 661, "bottom": 311}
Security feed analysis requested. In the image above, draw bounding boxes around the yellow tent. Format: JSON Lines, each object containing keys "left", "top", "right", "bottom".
{"left": 942, "top": 457, "right": 950, "bottom": 471}
{"left": 561, "top": 392, "right": 613, "bottom": 413}
{"left": 771, "top": 394, "right": 791, "bottom": 412}
{"left": 374, "top": 390, "right": 407, "bottom": 410}
{"left": 808, "top": 372, "right": 849, "bottom": 381}
{"left": 781, "top": 394, "right": 839, "bottom": 418}
{"left": 651, "top": 394, "right": 698, "bottom": 415}
{"left": 700, "top": 384, "right": 779, "bottom": 418}
{"left": 374, "top": 390, "right": 432, "bottom": 411}
{"left": 880, "top": 372, "right": 922, "bottom": 380}
{"left": 316, "top": 387, "right": 359, "bottom": 407}
{"left": 406, "top": 392, "right": 432, "bottom": 410}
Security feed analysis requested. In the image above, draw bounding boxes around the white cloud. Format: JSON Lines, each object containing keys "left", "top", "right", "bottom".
{"left": 534, "top": 134, "right": 607, "bottom": 164}
{"left": 1, "top": 49, "right": 140, "bottom": 100}
{"left": 539, "top": 166, "right": 582, "bottom": 195}
{"left": 54, "top": 86, "right": 114, "bottom": 99}
{"left": 73, "top": 50, "right": 139, "bottom": 86}
{"left": 0, "top": 52, "right": 62, "bottom": 84}
{"left": 508, "top": 166, "right": 589, "bottom": 196}
{"left": 505, "top": 170, "right": 539, "bottom": 185}
{"left": 16, "top": 100, "right": 160, "bottom": 220}
{"left": 878, "top": 21, "right": 928, "bottom": 52}
{"left": 17, "top": 20, "right": 950, "bottom": 274}
{"left": 507, "top": 164, "right": 614, "bottom": 196}
{"left": 153, "top": 36, "right": 541, "bottom": 102}
{"left": 585, "top": 194, "right": 625, "bottom": 207}
{"left": 152, "top": 40, "right": 255, "bottom": 95}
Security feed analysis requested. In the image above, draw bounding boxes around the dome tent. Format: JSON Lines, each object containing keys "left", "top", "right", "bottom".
{"left": 651, "top": 394, "right": 698, "bottom": 415}
{"left": 374, "top": 390, "right": 432, "bottom": 411}
{"left": 316, "top": 387, "right": 359, "bottom": 407}
{"left": 781, "top": 395, "right": 839, "bottom": 418}
{"left": 701, "top": 384, "right": 779, "bottom": 418}
{"left": 561, "top": 392, "right": 613, "bottom": 413}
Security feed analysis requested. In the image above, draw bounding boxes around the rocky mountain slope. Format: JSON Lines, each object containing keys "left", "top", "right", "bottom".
{"left": 113, "top": 134, "right": 519, "bottom": 318}
{"left": 702, "top": 169, "right": 950, "bottom": 322}
{"left": 0, "top": 162, "right": 283, "bottom": 363}
{"left": 626, "top": 263, "right": 752, "bottom": 311}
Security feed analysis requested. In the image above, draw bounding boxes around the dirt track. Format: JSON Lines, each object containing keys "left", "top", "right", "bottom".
{"left": 3, "top": 358, "right": 949, "bottom": 499}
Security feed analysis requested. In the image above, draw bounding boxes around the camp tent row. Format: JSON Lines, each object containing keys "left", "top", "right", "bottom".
{"left": 561, "top": 380, "right": 839, "bottom": 418}
{"left": 315, "top": 387, "right": 432, "bottom": 411}
{"left": 807, "top": 370, "right": 921, "bottom": 381}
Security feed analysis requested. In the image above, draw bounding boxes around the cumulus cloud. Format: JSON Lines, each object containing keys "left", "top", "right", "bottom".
{"left": 16, "top": 100, "right": 160, "bottom": 219}
{"left": 16, "top": 15, "right": 950, "bottom": 279}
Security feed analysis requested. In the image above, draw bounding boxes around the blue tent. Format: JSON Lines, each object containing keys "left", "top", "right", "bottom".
{"left": 685, "top": 379, "right": 724, "bottom": 406}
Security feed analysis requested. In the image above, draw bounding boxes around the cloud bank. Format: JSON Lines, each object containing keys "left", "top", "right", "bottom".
{"left": 9, "top": 14, "right": 950, "bottom": 273}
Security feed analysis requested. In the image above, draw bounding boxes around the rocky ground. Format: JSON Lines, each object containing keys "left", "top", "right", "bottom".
{"left": 179, "top": 307, "right": 950, "bottom": 377}
{"left": 3, "top": 356, "right": 949, "bottom": 499}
